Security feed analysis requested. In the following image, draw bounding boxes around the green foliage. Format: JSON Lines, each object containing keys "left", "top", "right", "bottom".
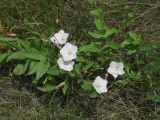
{"left": 37, "top": 84, "right": 57, "bottom": 92}
{"left": 0, "top": 8, "right": 159, "bottom": 106}
{"left": 79, "top": 44, "right": 99, "bottom": 53}
{"left": 81, "top": 81, "right": 93, "bottom": 91}
{"left": 89, "top": 9, "right": 119, "bottom": 39}
{"left": 0, "top": 37, "right": 18, "bottom": 42}
{"left": 47, "top": 65, "right": 60, "bottom": 76}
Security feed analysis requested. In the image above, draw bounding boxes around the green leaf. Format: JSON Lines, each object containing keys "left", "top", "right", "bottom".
{"left": 90, "top": 9, "right": 106, "bottom": 31}
{"left": 13, "top": 60, "right": 30, "bottom": 75}
{"left": 89, "top": 28, "right": 118, "bottom": 39}
{"left": 89, "top": 92, "right": 99, "bottom": 98}
{"left": 62, "top": 83, "right": 69, "bottom": 95}
{"left": 103, "top": 28, "right": 119, "bottom": 38}
{"left": 128, "top": 32, "right": 142, "bottom": 45}
{"left": 17, "top": 40, "right": 30, "bottom": 50}
{"left": 114, "top": 80, "right": 129, "bottom": 87}
{"left": 47, "top": 65, "right": 60, "bottom": 76}
{"left": 127, "top": 49, "right": 136, "bottom": 55}
{"left": 121, "top": 39, "right": 130, "bottom": 48}
{"left": 28, "top": 60, "right": 49, "bottom": 80}
{"left": 88, "top": 31, "right": 105, "bottom": 38}
{"left": 0, "top": 37, "right": 18, "bottom": 42}
{"left": 0, "top": 53, "right": 9, "bottom": 68}
{"left": 7, "top": 51, "right": 43, "bottom": 61}
{"left": 107, "top": 41, "right": 120, "bottom": 50}
{"left": 37, "top": 84, "right": 56, "bottom": 92}
{"left": 76, "top": 56, "right": 87, "bottom": 63}
{"left": 13, "top": 64, "right": 25, "bottom": 75}
{"left": 94, "top": 18, "right": 106, "bottom": 31}
{"left": 75, "top": 63, "right": 82, "bottom": 75}
{"left": 128, "top": 71, "right": 141, "bottom": 80}
{"left": 28, "top": 61, "right": 39, "bottom": 75}
{"left": 36, "top": 60, "right": 50, "bottom": 80}
{"left": 80, "top": 44, "right": 99, "bottom": 53}
{"left": 81, "top": 81, "right": 93, "bottom": 91}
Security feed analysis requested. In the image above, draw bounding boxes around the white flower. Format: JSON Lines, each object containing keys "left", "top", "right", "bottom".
{"left": 60, "top": 43, "right": 78, "bottom": 61}
{"left": 50, "top": 29, "right": 69, "bottom": 45}
{"left": 93, "top": 76, "right": 108, "bottom": 94}
{"left": 57, "top": 57, "right": 75, "bottom": 72}
{"left": 107, "top": 61, "right": 125, "bottom": 79}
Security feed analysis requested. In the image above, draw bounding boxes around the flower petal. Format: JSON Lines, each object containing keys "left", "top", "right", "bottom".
{"left": 93, "top": 76, "right": 108, "bottom": 94}
{"left": 57, "top": 57, "right": 74, "bottom": 71}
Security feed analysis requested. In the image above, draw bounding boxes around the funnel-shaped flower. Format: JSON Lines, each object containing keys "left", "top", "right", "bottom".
{"left": 57, "top": 57, "right": 74, "bottom": 71}
{"left": 60, "top": 43, "right": 77, "bottom": 61}
{"left": 107, "top": 61, "right": 125, "bottom": 79}
{"left": 50, "top": 30, "right": 69, "bottom": 45}
{"left": 93, "top": 76, "right": 108, "bottom": 94}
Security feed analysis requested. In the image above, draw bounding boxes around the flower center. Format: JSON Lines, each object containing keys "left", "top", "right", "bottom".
{"left": 61, "top": 36, "right": 65, "bottom": 41}
{"left": 115, "top": 65, "right": 120, "bottom": 70}
{"left": 95, "top": 83, "right": 101, "bottom": 88}
{"left": 67, "top": 51, "right": 72, "bottom": 56}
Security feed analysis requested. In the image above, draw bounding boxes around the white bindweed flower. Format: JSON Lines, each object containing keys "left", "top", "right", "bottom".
{"left": 50, "top": 29, "right": 69, "bottom": 45}
{"left": 57, "top": 57, "right": 75, "bottom": 72}
{"left": 60, "top": 43, "right": 78, "bottom": 61}
{"left": 93, "top": 76, "right": 108, "bottom": 94}
{"left": 107, "top": 61, "right": 125, "bottom": 79}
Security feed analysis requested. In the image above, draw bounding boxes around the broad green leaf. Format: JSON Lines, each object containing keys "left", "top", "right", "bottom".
{"left": 0, "top": 53, "right": 9, "bottom": 68}
{"left": 89, "top": 28, "right": 118, "bottom": 39}
{"left": 13, "top": 64, "right": 25, "bottom": 75}
{"left": 28, "top": 61, "right": 39, "bottom": 75}
{"left": 76, "top": 56, "right": 87, "bottom": 63}
{"left": 129, "top": 32, "right": 142, "bottom": 45}
{"left": 107, "top": 41, "right": 120, "bottom": 50}
{"left": 23, "top": 60, "right": 30, "bottom": 72}
{"left": 0, "top": 37, "right": 18, "bottom": 42}
{"left": 90, "top": 9, "right": 106, "bottom": 31}
{"left": 89, "top": 92, "right": 99, "bottom": 98}
{"left": 75, "top": 63, "right": 82, "bottom": 75}
{"left": 36, "top": 60, "right": 50, "bottom": 80}
{"left": 80, "top": 44, "right": 99, "bottom": 53}
{"left": 103, "top": 28, "right": 119, "bottom": 38}
{"left": 121, "top": 39, "right": 130, "bottom": 48}
{"left": 94, "top": 18, "right": 106, "bottom": 31}
{"left": 81, "top": 81, "right": 93, "bottom": 91}
{"left": 47, "top": 65, "right": 60, "bottom": 76}
{"left": 17, "top": 40, "right": 30, "bottom": 50}
{"left": 14, "top": 60, "right": 30, "bottom": 75}
{"left": 37, "top": 84, "right": 56, "bottom": 92}
{"left": 7, "top": 51, "right": 43, "bottom": 61}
